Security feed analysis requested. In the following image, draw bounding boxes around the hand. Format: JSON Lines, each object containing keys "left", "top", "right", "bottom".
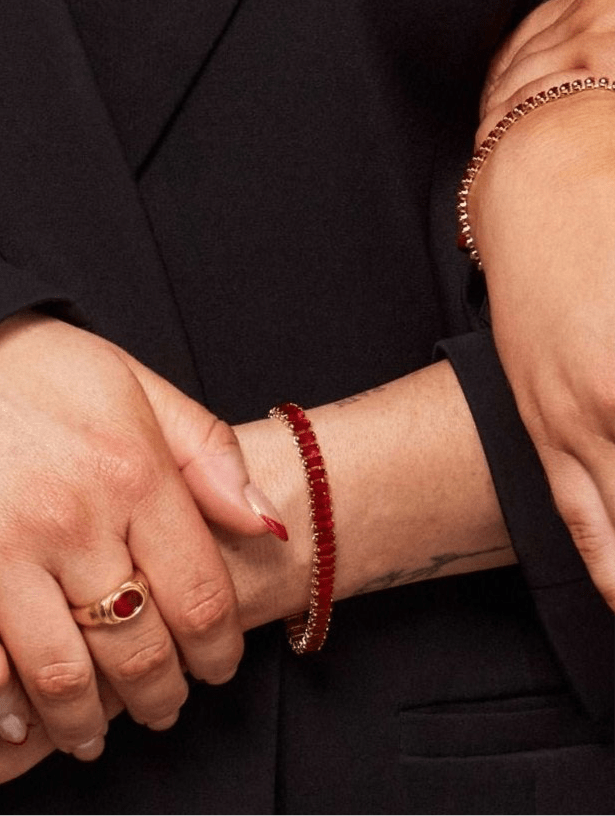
{"left": 468, "top": 24, "right": 615, "bottom": 610}
{"left": 0, "top": 311, "right": 285, "bottom": 761}
{"left": 1, "top": 358, "right": 516, "bottom": 782}
{"left": 479, "top": 0, "right": 615, "bottom": 140}
{"left": 0, "top": 674, "right": 124, "bottom": 784}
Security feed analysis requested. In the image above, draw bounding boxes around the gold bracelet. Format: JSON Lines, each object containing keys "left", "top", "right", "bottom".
{"left": 457, "top": 76, "right": 615, "bottom": 270}
{"left": 269, "top": 402, "right": 336, "bottom": 654}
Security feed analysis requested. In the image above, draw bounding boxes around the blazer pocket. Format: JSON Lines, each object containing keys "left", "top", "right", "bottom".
{"left": 399, "top": 692, "right": 610, "bottom": 758}
{"left": 396, "top": 694, "right": 613, "bottom": 814}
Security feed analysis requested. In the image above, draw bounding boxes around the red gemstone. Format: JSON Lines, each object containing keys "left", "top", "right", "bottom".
{"left": 290, "top": 418, "right": 311, "bottom": 432}
{"left": 312, "top": 494, "right": 331, "bottom": 510}
{"left": 317, "top": 566, "right": 335, "bottom": 579}
{"left": 307, "top": 455, "right": 324, "bottom": 469}
{"left": 308, "top": 467, "right": 326, "bottom": 481}
{"left": 316, "top": 543, "right": 335, "bottom": 556}
{"left": 311, "top": 481, "right": 329, "bottom": 495}
{"left": 316, "top": 528, "right": 335, "bottom": 539}
{"left": 280, "top": 403, "right": 303, "bottom": 419}
{"left": 314, "top": 508, "right": 332, "bottom": 523}
{"left": 112, "top": 589, "right": 143, "bottom": 619}
{"left": 298, "top": 431, "right": 317, "bottom": 447}
{"left": 318, "top": 554, "right": 335, "bottom": 568}
{"left": 318, "top": 519, "right": 334, "bottom": 531}
{"left": 302, "top": 444, "right": 320, "bottom": 459}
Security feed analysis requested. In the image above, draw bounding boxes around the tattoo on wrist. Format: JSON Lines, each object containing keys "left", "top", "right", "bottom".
{"left": 353, "top": 544, "right": 511, "bottom": 595}
{"left": 334, "top": 385, "right": 387, "bottom": 408}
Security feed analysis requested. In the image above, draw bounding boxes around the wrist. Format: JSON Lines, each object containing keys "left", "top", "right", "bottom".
{"left": 470, "top": 89, "right": 615, "bottom": 282}
{"left": 219, "top": 418, "right": 314, "bottom": 631}
{"left": 220, "top": 364, "right": 513, "bottom": 634}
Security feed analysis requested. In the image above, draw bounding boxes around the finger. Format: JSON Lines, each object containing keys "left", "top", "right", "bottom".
{"left": 0, "top": 565, "right": 107, "bottom": 760}
{"left": 53, "top": 538, "right": 189, "bottom": 730}
{"left": 541, "top": 448, "right": 615, "bottom": 611}
{"left": 124, "top": 355, "right": 287, "bottom": 540}
{"left": 181, "top": 419, "right": 289, "bottom": 542}
{"left": 84, "top": 603, "right": 188, "bottom": 729}
{"left": 487, "top": 0, "right": 577, "bottom": 84}
{"left": 0, "top": 645, "right": 31, "bottom": 745}
{"left": 0, "top": 721, "right": 54, "bottom": 785}
{"left": 128, "top": 469, "right": 245, "bottom": 684}
{"left": 485, "top": 34, "right": 615, "bottom": 117}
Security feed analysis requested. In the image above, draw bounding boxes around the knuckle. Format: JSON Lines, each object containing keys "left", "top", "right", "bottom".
{"left": 176, "top": 580, "right": 235, "bottom": 638}
{"left": 557, "top": 503, "right": 606, "bottom": 565}
{"left": 199, "top": 418, "right": 239, "bottom": 459}
{"left": 569, "top": 526, "right": 605, "bottom": 565}
{"left": 95, "top": 438, "right": 159, "bottom": 501}
{"left": 115, "top": 638, "right": 174, "bottom": 683}
{"left": 28, "top": 480, "right": 94, "bottom": 545}
{"left": 32, "top": 661, "right": 92, "bottom": 702}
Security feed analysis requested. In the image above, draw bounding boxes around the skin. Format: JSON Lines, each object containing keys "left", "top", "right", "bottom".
{"left": 472, "top": 0, "right": 615, "bottom": 610}
{"left": 224, "top": 364, "right": 515, "bottom": 633}
{"left": 0, "top": 312, "right": 278, "bottom": 762}
{"left": 2, "top": 0, "right": 615, "bottom": 783}
{"left": 0, "top": 356, "right": 516, "bottom": 783}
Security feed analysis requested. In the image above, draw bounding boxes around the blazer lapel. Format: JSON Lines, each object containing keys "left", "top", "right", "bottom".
{"left": 66, "top": 0, "right": 244, "bottom": 172}
{"left": 0, "top": 0, "right": 206, "bottom": 395}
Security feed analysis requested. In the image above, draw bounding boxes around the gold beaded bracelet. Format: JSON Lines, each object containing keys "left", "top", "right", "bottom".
{"left": 457, "top": 76, "right": 615, "bottom": 270}
{"left": 269, "top": 402, "right": 336, "bottom": 654}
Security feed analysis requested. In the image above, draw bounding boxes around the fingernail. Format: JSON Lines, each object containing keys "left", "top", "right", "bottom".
{"left": 148, "top": 711, "right": 180, "bottom": 731}
{"left": 73, "top": 735, "right": 105, "bottom": 762}
{"left": 243, "top": 484, "right": 288, "bottom": 541}
{"left": 0, "top": 713, "right": 28, "bottom": 745}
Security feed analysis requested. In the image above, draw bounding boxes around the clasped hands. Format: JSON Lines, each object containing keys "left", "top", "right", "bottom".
{"left": 3, "top": 0, "right": 615, "bottom": 785}
{"left": 0, "top": 311, "right": 298, "bottom": 781}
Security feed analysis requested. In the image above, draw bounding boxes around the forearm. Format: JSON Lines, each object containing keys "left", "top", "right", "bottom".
{"left": 223, "top": 360, "right": 516, "bottom": 631}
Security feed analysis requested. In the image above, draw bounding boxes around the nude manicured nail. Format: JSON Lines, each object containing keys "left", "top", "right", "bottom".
{"left": 73, "top": 735, "right": 105, "bottom": 762}
{"left": 243, "top": 483, "right": 289, "bottom": 541}
{"left": 0, "top": 713, "right": 28, "bottom": 745}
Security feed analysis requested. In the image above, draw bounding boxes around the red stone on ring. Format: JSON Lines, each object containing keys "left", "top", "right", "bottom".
{"left": 112, "top": 588, "right": 143, "bottom": 619}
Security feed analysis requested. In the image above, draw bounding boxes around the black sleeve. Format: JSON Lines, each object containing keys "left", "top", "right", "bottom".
{"left": 0, "top": 258, "right": 85, "bottom": 327}
{"left": 436, "top": 330, "right": 614, "bottom": 722}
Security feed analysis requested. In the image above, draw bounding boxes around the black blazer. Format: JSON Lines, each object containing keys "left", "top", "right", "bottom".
{"left": 0, "top": 1, "right": 612, "bottom": 812}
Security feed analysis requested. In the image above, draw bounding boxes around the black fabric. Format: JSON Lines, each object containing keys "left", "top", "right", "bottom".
{"left": 438, "top": 331, "right": 614, "bottom": 721}
{"left": 0, "top": 0, "right": 612, "bottom": 812}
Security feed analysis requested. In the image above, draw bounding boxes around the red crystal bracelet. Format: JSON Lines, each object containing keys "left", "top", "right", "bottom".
{"left": 268, "top": 402, "right": 336, "bottom": 654}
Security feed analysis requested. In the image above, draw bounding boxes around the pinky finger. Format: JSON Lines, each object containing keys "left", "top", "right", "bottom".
{"left": 0, "top": 645, "right": 32, "bottom": 745}
{"left": 546, "top": 455, "right": 615, "bottom": 612}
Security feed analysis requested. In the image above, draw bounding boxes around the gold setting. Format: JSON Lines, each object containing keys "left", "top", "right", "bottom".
{"left": 71, "top": 569, "right": 149, "bottom": 627}
{"left": 457, "top": 76, "right": 615, "bottom": 270}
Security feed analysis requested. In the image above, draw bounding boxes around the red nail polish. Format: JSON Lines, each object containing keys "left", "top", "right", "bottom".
{"left": 261, "top": 515, "right": 289, "bottom": 541}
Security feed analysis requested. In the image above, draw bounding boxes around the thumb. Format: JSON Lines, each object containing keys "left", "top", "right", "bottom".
{"left": 123, "top": 354, "right": 288, "bottom": 541}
